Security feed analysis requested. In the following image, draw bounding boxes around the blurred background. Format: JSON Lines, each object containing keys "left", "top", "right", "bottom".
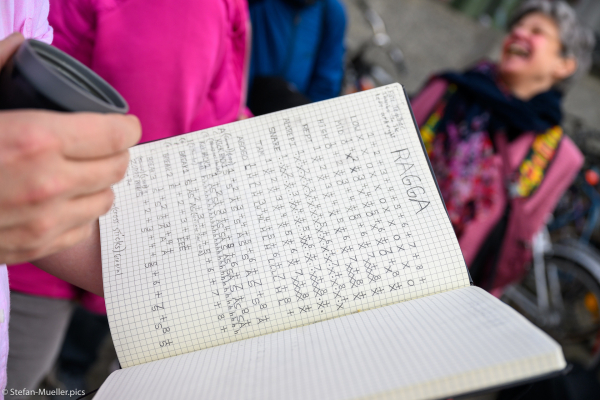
{"left": 345, "top": 0, "right": 600, "bottom": 143}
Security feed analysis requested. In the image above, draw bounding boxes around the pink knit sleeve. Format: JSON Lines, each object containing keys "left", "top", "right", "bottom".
{"left": 30, "top": 0, "right": 53, "bottom": 44}
{"left": 0, "top": 0, "right": 53, "bottom": 43}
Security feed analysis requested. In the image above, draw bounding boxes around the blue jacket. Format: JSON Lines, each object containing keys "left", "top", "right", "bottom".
{"left": 249, "top": 0, "right": 346, "bottom": 102}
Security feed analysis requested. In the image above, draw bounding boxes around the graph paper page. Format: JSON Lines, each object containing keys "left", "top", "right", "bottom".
{"left": 99, "top": 84, "right": 470, "bottom": 368}
{"left": 94, "top": 287, "right": 565, "bottom": 400}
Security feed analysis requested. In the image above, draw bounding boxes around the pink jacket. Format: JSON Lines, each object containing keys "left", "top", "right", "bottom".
{"left": 411, "top": 78, "right": 583, "bottom": 293}
{"left": 9, "top": 0, "right": 250, "bottom": 311}
{"left": 1, "top": 1, "right": 53, "bottom": 395}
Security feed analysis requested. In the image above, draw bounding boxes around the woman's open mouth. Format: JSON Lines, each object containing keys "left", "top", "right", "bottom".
{"left": 505, "top": 41, "right": 532, "bottom": 59}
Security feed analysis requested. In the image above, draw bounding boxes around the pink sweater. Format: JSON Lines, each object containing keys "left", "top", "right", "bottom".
{"left": 1, "top": 1, "right": 53, "bottom": 395}
{"left": 9, "top": 0, "right": 250, "bottom": 311}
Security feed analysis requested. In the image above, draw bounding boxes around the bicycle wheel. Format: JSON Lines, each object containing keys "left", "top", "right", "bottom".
{"left": 504, "top": 255, "right": 600, "bottom": 367}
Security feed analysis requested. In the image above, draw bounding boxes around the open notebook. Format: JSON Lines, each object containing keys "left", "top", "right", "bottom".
{"left": 97, "top": 84, "right": 565, "bottom": 399}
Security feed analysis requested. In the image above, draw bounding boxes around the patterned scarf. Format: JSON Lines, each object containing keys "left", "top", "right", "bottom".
{"left": 420, "top": 62, "right": 563, "bottom": 236}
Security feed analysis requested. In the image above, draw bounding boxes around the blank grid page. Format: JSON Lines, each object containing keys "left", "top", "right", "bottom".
{"left": 99, "top": 84, "right": 470, "bottom": 368}
{"left": 94, "top": 287, "right": 565, "bottom": 400}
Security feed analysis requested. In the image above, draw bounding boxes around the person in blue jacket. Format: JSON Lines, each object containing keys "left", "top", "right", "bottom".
{"left": 248, "top": 0, "right": 346, "bottom": 114}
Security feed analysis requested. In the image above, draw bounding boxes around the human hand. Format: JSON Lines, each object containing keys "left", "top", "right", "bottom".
{"left": 0, "top": 34, "right": 141, "bottom": 264}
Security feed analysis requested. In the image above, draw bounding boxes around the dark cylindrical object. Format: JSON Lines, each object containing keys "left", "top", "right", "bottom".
{"left": 0, "top": 39, "right": 128, "bottom": 113}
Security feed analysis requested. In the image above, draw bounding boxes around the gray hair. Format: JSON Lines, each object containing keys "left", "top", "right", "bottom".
{"left": 509, "top": 0, "right": 596, "bottom": 92}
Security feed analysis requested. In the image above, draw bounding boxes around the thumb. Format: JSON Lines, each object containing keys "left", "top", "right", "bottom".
{"left": 0, "top": 33, "right": 24, "bottom": 69}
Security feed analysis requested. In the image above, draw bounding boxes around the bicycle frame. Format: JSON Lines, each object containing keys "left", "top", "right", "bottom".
{"left": 503, "top": 228, "right": 561, "bottom": 328}
{"left": 345, "top": 0, "right": 406, "bottom": 93}
{"left": 503, "top": 230, "right": 600, "bottom": 368}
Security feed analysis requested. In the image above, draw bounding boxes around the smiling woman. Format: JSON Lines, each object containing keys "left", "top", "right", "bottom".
{"left": 409, "top": 0, "right": 594, "bottom": 293}
{"left": 500, "top": 1, "right": 594, "bottom": 97}
{"left": 500, "top": 13, "right": 576, "bottom": 100}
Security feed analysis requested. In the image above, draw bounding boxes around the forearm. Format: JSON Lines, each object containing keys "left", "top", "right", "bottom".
{"left": 32, "top": 221, "right": 104, "bottom": 296}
